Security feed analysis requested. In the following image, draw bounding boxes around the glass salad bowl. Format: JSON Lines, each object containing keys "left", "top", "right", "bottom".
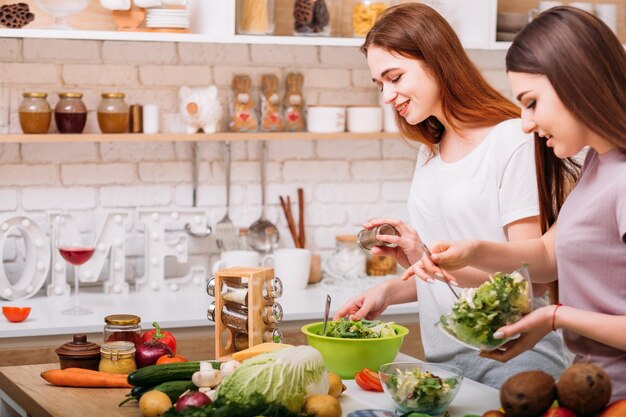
{"left": 436, "top": 265, "right": 533, "bottom": 351}
{"left": 34, "top": 0, "right": 91, "bottom": 30}
{"left": 378, "top": 362, "right": 463, "bottom": 415}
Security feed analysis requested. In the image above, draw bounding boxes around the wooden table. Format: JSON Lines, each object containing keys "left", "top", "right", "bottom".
{"left": 0, "top": 364, "right": 136, "bottom": 417}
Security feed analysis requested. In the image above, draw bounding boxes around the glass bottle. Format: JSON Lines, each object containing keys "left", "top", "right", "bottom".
{"left": 54, "top": 92, "right": 87, "bottom": 134}
{"left": 18, "top": 92, "right": 52, "bottom": 134}
{"left": 351, "top": 0, "right": 389, "bottom": 37}
{"left": 233, "top": 328, "right": 283, "bottom": 351}
{"left": 103, "top": 314, "right": 142, "bottom": 346}
{"left": 98, "top": 341, "right": 137, "bottom": 375}
{"left": 97, "top": 92, "right": 129, "bottom": 134}
{"left": 329, "top": 235, "right": 366, "bottom": 277}
{"left": 236, "top": 0, "right": 275, "bottom": 35}
{"left": 357, "top": 223, "right": 399, "bottom": 250}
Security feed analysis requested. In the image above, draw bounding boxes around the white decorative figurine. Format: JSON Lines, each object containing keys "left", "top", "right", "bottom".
{"left": 179, "top": 85, "right": 223, "bottom": 134}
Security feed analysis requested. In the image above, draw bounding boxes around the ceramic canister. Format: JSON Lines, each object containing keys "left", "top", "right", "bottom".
{"left": 347, "top": 106, "right": 383, "bottom": 133}
{"left": 307, "top": 106, "right": 346, "bottom": 133}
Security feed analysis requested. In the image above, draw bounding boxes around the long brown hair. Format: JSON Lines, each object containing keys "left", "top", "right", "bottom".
{"left": 506, "top": 6, "right": 626, "bottom": 300}
{"left": 361, "top": 3, "right": 520, "bottom": 155}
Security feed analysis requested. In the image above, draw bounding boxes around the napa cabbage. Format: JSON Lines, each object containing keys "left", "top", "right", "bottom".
{"left": 216, "top": 345, "right": 329, "bottom": 412}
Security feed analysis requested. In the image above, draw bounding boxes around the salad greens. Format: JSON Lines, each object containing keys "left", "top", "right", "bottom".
{"left": 386, "top": 368, "right": 458, "bottom": 412}
{"left": 323, "top": 318, "right": 397, "bottom": 338}
{"left": 163, "top": 395, "right": 306, "bottom": 417}
{"left": 440, "top": 271, "right": 531, "bottom": 350}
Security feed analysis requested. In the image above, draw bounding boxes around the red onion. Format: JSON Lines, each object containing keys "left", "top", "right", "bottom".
{"left": 135, "top": 340, "right": 172, "bottom": 368}
{"left": 175, "top": 391, "right": 212, "bottom": 412}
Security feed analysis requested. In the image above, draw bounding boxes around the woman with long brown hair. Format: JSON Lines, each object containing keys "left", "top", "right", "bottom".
{"left": 334, "top": 2, "right": 569, "bottom": 388}
{"left": 412, "top": 7, "right": 626, "bottom": 401}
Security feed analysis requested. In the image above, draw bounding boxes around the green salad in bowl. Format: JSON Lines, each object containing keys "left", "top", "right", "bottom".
{"left": 323, "top": 318, "right": 397, "bottom": 338}
{"left": 378, "top": 362, "right": 463, "bottom": 415}
{"left": 437, "top": 267, "right": 532, "bottom": 351}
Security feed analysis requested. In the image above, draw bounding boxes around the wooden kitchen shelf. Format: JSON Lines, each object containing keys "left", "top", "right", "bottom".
{"left": 0, "top": 132, "right": 401, "bottom": 143}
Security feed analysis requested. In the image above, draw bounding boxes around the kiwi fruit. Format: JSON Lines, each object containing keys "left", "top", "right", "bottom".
{"left": 557, "top": 363, "right": 612, "bottom": 416}
{"left": 500, "top": 370, "right": 556, "bottom": 417}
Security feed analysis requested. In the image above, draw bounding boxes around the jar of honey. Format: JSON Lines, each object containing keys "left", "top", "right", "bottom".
{"left": 99, "top": 341, "right": 137, "bottom": 375}
{"left": 103, "top": 314, "right": 142, "bottom": 346}
{"left": 18, "top": 92, "right": 51, "bottom": 134}
{"left": 97, "top": 92, "right": 129, "bottom": 133}
{"left": 54, "top": 92, "right": 87, "bottom": 134}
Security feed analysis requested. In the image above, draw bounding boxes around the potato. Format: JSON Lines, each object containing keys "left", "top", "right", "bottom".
{"left": 500, "top": 370, "right": 556, "bottom": 417}
{"left": 557, "top": 363, "right": 611, "bottom": 417}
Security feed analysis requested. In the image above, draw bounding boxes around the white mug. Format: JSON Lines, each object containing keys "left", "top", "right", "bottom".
{"left": 528, "top": 1, "right": 563, "bottom": 21}
{"left": 100, "top": 0, "right": 131, "bottom": 10}
{"left": 382, "top": 104, "right": 399, "bottom": 133}
{"left": 569, "top": 2, "right": 594, "bottom": 13}
{"left": 212, "top": 250, "right": 261, "bottom": 274}
{"left": 594, "top": 4, "right": 618, "bottom": 33}
{"left": 262, "top": 248, "right": 311, "bottom": 292}
{"left": 347, "top": 106, "right": 383, "bottom": 133}
{"left": 307, "top": 106, "right": 346, "bottom": 133}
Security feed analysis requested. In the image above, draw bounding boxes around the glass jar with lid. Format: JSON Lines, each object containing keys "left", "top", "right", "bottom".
{"left": 98, "top": 341, "right": 137, "bottom": 375}
{"left": 328, "top": 235, "right": 367, "bottom": 277}
{"left": 293, "top": 0, "right": 341, "bottom": 36}
{"left": 236, "top": 0, "right": 275, "bottom": 34}
{"left": 97, "top": 92, "right": 129, "bottom": 133}
{"left": 351, "top": 0, "right": 389, "bottom": 37}
{"left": 103, "top": 314, "right": 141, "bottom": 346}
{"left": 54, "top": 92, "right": 87, "bottom": 134}
{"left": 18, "top": 92, "right": 52, "bottom": 134}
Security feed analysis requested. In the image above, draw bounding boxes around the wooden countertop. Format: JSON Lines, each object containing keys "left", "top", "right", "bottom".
{"left": 0, "top": 363, "right": 136, "bottom": 417}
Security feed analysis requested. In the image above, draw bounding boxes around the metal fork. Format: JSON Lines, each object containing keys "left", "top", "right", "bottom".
{"left": 421, "top": 243, "right": 459, "bottom": 299}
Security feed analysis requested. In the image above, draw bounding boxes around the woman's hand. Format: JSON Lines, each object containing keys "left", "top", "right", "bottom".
{"left": 363, "top": 218, "right": 422, "bottom": 268}
{"left": 479, "top": 305, "right": 555, "bottom": 362}
{"left": 400, "top": 240, "right": 478, "bottom": 284}
{"left": 333, "top": 284, "right": 390, "bottom": 321}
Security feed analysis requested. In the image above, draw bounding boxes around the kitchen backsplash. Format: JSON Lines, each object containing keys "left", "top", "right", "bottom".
{"left": 0, "top": 38, "right": 510, "bottom": 282}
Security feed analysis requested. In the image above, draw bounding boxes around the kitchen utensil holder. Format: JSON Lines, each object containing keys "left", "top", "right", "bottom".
{"left": 212, "top": 266, "right": 280, "bottom": 360}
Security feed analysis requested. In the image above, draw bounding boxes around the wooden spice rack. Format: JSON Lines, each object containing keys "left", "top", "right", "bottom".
{"left": 212, "top": 266, "right": 276, "bottom": 360}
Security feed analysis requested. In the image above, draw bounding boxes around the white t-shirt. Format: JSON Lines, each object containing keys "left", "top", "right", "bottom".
{"left": 408, "top": 119, "right": 569, "bottom": 388}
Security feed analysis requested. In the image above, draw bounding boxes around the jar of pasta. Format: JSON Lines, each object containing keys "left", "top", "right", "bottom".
{"left": 352, "top": 0, "right": 389, "bottom": 37}
{"left": 237, "top": 0, "right": 275, "bottom": 35}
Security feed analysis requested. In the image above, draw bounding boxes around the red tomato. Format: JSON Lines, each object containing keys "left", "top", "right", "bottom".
{"left": 354, "top": 370, "right": 383, "bottom": 392}
{"left": 156, "top": 354, "right": 188, "bottom": 365}
{"left": 2, "top": 306, "right": 31, "bottom": 323}
{"left": 359, "top": 368, "right": 383, "bottom": 391}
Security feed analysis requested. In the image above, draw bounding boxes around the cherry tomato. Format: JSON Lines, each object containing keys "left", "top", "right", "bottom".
{"left": 2, "top": 306, "right": 31, "bottom": 323}
{"left": 156, "top": 353, "right": 188, "bottom": 365}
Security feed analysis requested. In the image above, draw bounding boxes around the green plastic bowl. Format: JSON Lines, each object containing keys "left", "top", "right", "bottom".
{"left": 301, "top": 322, "right": 409, "bottom": 379}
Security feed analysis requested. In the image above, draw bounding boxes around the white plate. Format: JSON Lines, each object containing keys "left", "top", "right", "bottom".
{"left": 147, "top": 9, "right": 189, "bottom": 15}
{"left": 145, "top": 22, "right": 190, "bottom": 28}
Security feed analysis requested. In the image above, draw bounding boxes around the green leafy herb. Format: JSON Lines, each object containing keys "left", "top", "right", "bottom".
{"left": 323, "top": 318, "right": 396, "bottom": 338}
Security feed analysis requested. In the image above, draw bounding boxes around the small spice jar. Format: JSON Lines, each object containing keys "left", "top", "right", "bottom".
{"left": 99, "top": 341, "right": 137, "bottom": 375}
{"left": 262, "top": 302, "right": 283, "bottom": 325}
{"left": 207, "top": 277, "right": 283, "bottom": 303}
{"left": 357, "top": 223, "right": 399, "bottom": 250}
{"left": 55, "top": 334, "right": 101, "bottom": 371}
{"left": 104, "top": 314, "right": 142, "bottom": 346}
{"left": 209, "top": 303, "right": 249, "bottom": 332}
{"left": 18, "top": 92, "right": 51, "bottom": 134}
{"left": 233, "top": 328, "right": 283, "bottom": 351}
{"left": 97, "top": 92, "right": 129, "bottom": 133}
{"left": 263, "top": 277, "right": 283, "bottom": 299}
{"left": 54, "top": 92, "right": 87, "bottom": 134}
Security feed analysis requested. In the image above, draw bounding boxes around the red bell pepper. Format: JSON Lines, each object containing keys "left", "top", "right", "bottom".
{"left": 141, "top": 322, "right": 176, "bottom": 354}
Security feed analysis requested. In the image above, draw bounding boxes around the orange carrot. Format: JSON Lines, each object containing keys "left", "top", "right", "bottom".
{"left": 63, "top": 368, "right": 128, "bottom": 378}
{"left": 41, "top": 369, "right": 132, "bottom": 388}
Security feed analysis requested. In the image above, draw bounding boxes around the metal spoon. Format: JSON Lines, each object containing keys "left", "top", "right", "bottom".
{"left": 248, "top": 141, "right": 280, "bottom": 253}
{"left": 321, "top": 294, "right": 332, "bottom": 336}
{"left": 421, "top": 243, "right": 459, "bottom": 299}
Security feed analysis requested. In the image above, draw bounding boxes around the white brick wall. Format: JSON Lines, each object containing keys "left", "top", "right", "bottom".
{"left": 0, "top": 38, "right": 509, "bottom": 285}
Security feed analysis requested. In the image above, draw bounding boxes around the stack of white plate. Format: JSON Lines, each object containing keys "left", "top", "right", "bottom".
{"left": 145, "top": 8, "right": 190, "bottom": 29}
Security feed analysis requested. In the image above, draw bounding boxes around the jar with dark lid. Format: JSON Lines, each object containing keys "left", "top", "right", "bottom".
{"left": 233, "top": 328, "right": 283, "bottom": 351}
{"left": 97, "top": 92, "right": 129, "bottom": 133}
{"left": 357, "top": 223, "right": 399, "bottom": 250}
{"left": 55, "top": 92, "right": 87, "bottom": 134}
{"left": 55, "top": 334, "right": 101, "bottom": 371}
{"left": 19, "top": 92, "right": 51, "bottom": 134}
{"left": 104, "top": 314, "right": 141, "bottom": 346}
{"left": 99, "top": 341, "right": 136, "bottom": 375}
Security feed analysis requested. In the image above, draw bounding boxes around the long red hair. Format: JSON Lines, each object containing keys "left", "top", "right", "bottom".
{"left": 361, "top": 3, "right": 520, "bottom": 155}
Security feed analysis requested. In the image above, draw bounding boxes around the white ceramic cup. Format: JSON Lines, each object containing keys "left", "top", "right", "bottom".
{"left": 143, "top": 104, "right": 160, "bottom": 134}
{"left": 569, "top": 2, "right": 594, "bottom": 13}
{"left": 594, "top": 3, "right": 618, "bottom": 33}
{"left": 212, "top": 250, "right": 260, "bottom": 274}
{"left": 382, "top": 104, "right": 399, "bottom": 133}
{"left": 100, "top": 0, "right": 131, "bottom": 10}
{"left": 347, "top": 106, "right": 383, "bottom": 133}
{"left": 528, "top": 1, "right": 563, "bottom": 20}
{"left": 262, "top": 248, "right": 311, "bottom": 292}
{"left": 307, "top": 106, "right": 346, "bottom": 133}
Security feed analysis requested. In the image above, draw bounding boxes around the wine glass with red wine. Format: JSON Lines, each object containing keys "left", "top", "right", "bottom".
{"left": 56, "top": 211, "right": 95, "bottom": 315}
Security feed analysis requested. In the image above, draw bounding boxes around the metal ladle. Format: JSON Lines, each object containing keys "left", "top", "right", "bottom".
{"left": 248, "top": 141, "right": 279, "bottom": 253}
{"left": 321, "top": 294, "right": 331, "bottom": 335}
{"left": 184, "top": 141, "right": 212, "bottom": 238}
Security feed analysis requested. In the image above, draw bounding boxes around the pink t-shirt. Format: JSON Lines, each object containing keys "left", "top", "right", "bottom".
{"left": 557, "top": 148, "right": 626, "bottom": 401}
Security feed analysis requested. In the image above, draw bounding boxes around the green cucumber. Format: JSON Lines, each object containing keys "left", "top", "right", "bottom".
{"left": 119, "top": 381, "right": 197, "bottom": 406}
{"left": 127, "top": 361, "right": 221, "bottom": 387}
